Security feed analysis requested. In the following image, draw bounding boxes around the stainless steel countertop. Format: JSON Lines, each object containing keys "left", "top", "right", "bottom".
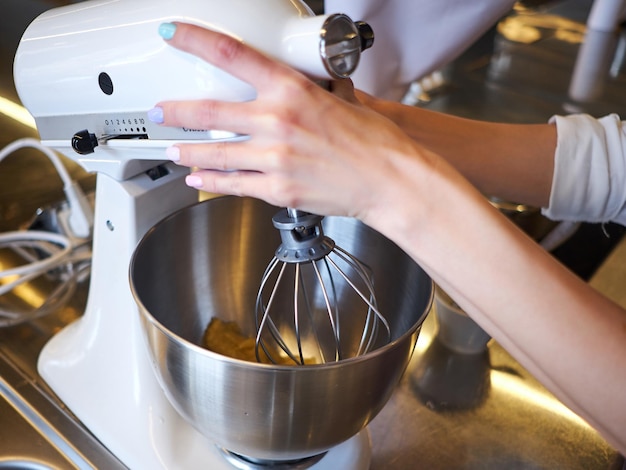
{"left": 1, "top": 0, "right": 625, "bottom": 468}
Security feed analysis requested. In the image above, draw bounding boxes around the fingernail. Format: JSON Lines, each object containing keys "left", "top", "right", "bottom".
{"left": 158, "top": 23, "right": 177, "bottom": 40}
{"left": 147, "top": 106, "right": 164, "bottom": 124}
{"left": 166, "top": 145, "right": 180, "bottom": 162}
{"left": 185, "top": 174, "right": 204, "bottom": 189}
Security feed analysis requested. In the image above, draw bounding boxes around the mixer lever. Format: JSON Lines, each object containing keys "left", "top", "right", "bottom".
{"left": 71, "top": 129, "right": 98, "bottom": 155}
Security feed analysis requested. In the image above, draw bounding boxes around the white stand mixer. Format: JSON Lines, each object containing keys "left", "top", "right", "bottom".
{"left": 38, "top": 166, "right": 370, "bottom": 469}
{"left": 13, "top": 0, "right": 374, "bottom": 468}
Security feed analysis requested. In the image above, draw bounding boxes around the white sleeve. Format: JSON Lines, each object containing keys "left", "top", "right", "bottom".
{"left": 542, "top": 113, "right": 626, "bottom": 225}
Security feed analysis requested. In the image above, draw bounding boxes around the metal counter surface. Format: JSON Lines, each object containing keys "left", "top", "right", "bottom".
{"left": 1, "top": 0, "right": 625, "bottom": 468}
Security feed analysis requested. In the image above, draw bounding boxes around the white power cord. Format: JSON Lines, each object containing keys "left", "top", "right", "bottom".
{"left": 1, "top": 138, "right": 93, "bottom": 237}
{"left": 0, "top": 138, "right": 93, "bottom": 327}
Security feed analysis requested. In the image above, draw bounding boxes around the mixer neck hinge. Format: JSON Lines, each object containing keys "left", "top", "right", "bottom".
{"left": 272, "top": 209, "right": 335, "bottom": 262}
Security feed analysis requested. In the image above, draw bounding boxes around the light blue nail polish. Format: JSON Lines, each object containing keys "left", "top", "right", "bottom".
{"left": 158, "top": 23, "right": 177, "bottom": 40}
{"left": 147, "top": 106, "right": 164, "bottom": 124}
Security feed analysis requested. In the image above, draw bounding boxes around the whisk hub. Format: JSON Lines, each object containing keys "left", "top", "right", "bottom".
{"left": 272, "top": 209, "right": 335, "bottom": 262}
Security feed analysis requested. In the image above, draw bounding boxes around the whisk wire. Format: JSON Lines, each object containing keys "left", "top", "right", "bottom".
{"left": 254, "top": 257, "right": 281, "bottom": 363}
{"left": 325, "top": 247, "right": 391, "bottom": 354}
{"left": 296, "top": 265, "right": 325, "bottom": 364}
{"left": 255, "top": 258, "right": 301, "bottom": 364}
{"left": 311, "top": 258, "right": 341, "bottom": 362}
{"left": 293, "top": 262, "right": 305, "bottom": 364}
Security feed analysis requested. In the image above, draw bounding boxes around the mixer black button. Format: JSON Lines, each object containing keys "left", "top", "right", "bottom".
{"left": 71, "top": 129, "right": 99, "bottom": 155}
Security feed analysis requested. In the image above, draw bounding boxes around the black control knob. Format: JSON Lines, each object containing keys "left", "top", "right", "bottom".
{"left": 71, "top": 129, "right": 99, "bottom": 155}
{"left": 356, "top": 21, "right": 375, "bottom": 51}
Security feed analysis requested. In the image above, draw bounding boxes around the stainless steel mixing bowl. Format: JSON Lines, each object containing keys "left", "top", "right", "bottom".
{"left": 130, "top": 196, "right": 433, "bottom": 462}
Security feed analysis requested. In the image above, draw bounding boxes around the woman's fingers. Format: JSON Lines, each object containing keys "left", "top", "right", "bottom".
{"left": 185, "top": 168, "right": 263, "bottom": 197}
{"left": 155, "top": 99, "right": 255, "bottom": 136}
{"left": 184, "top": 167, "right": 305, "bottom": 210}
{"left": 160, "top": 22, "right": 290, "bottom": 93}
{"left": 167, "top": 141, "right": 277, "bottom": 173}
{"left": 152, "top": 22, "right": 328, "bottom": 144}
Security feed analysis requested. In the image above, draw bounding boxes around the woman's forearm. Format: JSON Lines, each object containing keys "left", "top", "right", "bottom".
{"left": 366, "top": 150, "right": 626, "bottom": 453}
{"left": 361, "top": 94, "right": 557, "bottom": 208}
{"left": 363, "top": 98, "right": 626, "bottom": 448}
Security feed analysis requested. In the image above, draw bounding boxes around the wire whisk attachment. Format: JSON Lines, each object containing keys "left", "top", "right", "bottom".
{"left": 255, "top": 208, "right": 390, "bottom": 365}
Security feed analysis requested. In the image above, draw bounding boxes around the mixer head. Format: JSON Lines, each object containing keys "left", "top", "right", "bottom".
{"left": 256, "top": 208, "right": 391, "bottom": 365}
{"left": 13, "top": 0, "right": 374, "bottom": 181}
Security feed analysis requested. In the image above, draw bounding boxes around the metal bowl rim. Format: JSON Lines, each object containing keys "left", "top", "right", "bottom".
{"left": 129, "top": 195, "right": 434, "bottom": 370}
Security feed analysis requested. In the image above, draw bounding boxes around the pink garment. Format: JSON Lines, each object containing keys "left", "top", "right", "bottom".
{"left": 325, "top": 0, "right": 516, "bottom": 100}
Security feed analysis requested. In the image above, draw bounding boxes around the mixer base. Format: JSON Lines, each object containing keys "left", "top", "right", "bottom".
{"left": 36, "top": 166, "right": 214, "bottom": 469}
{"left": 216, "top": 430, "right": 371, "bottom": 470}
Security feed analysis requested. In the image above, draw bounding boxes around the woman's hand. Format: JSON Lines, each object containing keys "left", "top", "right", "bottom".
{"left": 148, "top": 22, "right": 427, "bottom": 224}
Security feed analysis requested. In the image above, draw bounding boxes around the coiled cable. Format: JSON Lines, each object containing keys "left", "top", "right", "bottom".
{"left": 0, "top": 139, "right": 93, "bottom": 327}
